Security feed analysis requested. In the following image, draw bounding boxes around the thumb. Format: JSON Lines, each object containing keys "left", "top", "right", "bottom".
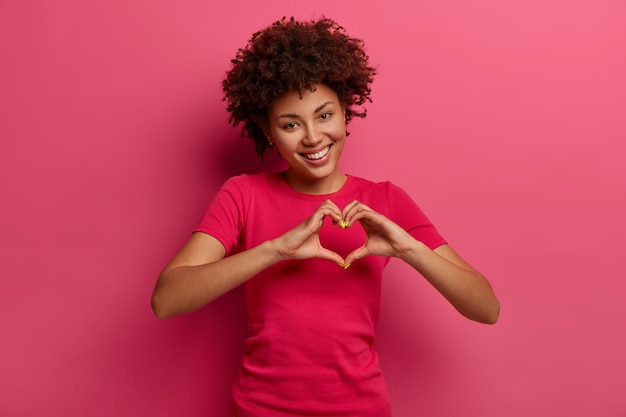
{"left": 344, "top": 246, "right": 370, "bottom": 267}
{"left": 317, "top": 248, "right": 345, "bottom": 266}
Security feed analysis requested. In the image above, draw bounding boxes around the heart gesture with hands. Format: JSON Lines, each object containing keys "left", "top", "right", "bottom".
{"left": 274, "top": 199, "right": 413, "bottom": 268}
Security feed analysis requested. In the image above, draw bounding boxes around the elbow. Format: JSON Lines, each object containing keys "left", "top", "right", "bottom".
{"left": 483, "top": 310, "right": 499, "bottom": 325}
{"left": 491, "top": 300, "right": 501, "bottom": 324}
{"left": 151, "top": 295, "right": 166, "bottom": 319}
{"left": 150, "top": 270, "right": 182, "bottom": 319}
{"left": 462, "top": 296, "right": 500, "bottom": 325}
{"left": 479, "top": 298, "right": 500, "bottom": 325}
{"left": 151, "top": 288, "right": 174, "bottom": 320}
{"left": 488, "top": 291, "right": 501, "bottom": 324}
{"left": 473, "top": 280, "right": 501, "bottom": 325}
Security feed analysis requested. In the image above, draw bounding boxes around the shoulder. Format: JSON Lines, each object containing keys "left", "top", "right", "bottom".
{"left": 346, "top": 176, "right": 412, "bottom": 218}
{"left": 221, "top": 173, "right": 252, "bottom": 188}
{"left": 348, "top": 175, "right": 432, "bottom": 220}
{"left": 220, "top": 172, "right": 280, "bottom": 192}
{"left": 349, "top": 175, "right": 390, "bottom": 191}
{"left": 348, "top": 175, "right": 409, "bottom": 202}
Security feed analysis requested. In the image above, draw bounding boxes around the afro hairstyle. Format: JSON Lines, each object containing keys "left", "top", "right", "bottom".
{"left": 222, "top": 17, "right": 377, "bottom": 158}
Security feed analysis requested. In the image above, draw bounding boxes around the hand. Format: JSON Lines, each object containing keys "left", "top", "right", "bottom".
{"left": 273, "top": 200, "right": 345, "bottom": 265}
{"left": 341, "top": 200, "right": 415, "bottom": 266}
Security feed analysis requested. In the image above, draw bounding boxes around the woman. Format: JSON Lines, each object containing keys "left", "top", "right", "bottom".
{"left": 151, "top": 17, "right": 499, "bottom": 417}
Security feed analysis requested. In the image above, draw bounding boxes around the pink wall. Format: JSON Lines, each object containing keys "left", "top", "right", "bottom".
{"left": 2, "top": 1, "right": 625, "bottom": 416}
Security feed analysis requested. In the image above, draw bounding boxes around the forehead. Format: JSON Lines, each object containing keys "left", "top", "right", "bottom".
{"left": 269, "top": 84, "right": 339, "bottom": 116}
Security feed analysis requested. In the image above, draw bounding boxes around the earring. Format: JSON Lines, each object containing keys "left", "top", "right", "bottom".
{"left": 267, "top": 139, "right": 274, "bottom": 147}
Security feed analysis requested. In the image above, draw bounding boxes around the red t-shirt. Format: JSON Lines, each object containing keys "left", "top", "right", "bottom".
{"left": 196, "top": 173, "right": 446, "bottom": 417}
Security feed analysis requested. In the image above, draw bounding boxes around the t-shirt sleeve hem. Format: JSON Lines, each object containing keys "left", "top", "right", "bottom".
{"left": 191, "top": 229, "right": 230, "bottom": 254}
{"left": 427, "top": 238, "right": 448, "bottom": 251}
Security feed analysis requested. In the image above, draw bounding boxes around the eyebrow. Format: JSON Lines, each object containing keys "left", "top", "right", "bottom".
{"left": 275, "top": 101, "right": 334, "bottom": 121}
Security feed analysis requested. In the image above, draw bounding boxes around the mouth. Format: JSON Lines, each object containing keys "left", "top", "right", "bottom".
{"left": 300, "top": 145, "right": 332, "bottom": 161}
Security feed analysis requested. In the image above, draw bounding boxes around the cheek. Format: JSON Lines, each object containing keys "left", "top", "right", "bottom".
{"left": 327, "top": 120, "right": 347, "bottom": 139}
{"left": 331, "top": 125, "right": 347, "bottom": 141}
{"left": 274, "top": 137, "right": 298, "bottom": 155}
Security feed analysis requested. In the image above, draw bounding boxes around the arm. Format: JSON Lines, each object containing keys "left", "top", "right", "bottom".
{"left": 400, "top": 243, "right": 500, "bottom": 324}
{"left": 151, "top": 232, "right": 283, "bottom": 319}
{"left": 342, "top": 201, "right": 500, "bottom": 324}
{"left": 151, "top": 200, "right": 345, "bottom": 319}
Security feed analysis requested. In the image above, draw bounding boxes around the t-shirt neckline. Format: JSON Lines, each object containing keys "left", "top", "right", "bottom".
{"left": 272, "top": 171, "right": 354, "bottom": 200}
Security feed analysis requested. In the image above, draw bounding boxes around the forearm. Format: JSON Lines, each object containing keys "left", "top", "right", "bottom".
{"left": 151, "top": 240, "right": 283, "bottom": 319}
{"left": 399, "top": 241, "right": 500, "bottom": 324}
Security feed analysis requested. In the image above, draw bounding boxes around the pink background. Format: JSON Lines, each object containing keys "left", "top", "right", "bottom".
{"left": 1, "top": 1, "right": 625, "bottom": 416}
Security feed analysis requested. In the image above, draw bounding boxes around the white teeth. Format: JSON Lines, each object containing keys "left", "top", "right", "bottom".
{"left": 303, "top": 146, "right": 330, "bottom": 160}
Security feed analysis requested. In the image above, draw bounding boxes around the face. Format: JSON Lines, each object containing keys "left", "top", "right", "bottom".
{"left": 266, "top": 84, "right": 347, "bottom": 194}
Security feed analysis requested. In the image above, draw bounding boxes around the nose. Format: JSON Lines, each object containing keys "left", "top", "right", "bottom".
{"left": 302, "top": 123, "right": 323, "bottom": 146}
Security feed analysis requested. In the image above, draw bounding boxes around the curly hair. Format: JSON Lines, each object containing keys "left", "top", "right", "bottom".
{"left": 222, "top": 17, "right": 377, "bottom": 158}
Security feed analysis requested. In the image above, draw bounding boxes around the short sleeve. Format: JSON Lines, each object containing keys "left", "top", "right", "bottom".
{"left": 386, "top": 183, "right": 447, "bottom": 250}
{"left": 194, "top": 175, "right": 249, "bottom": 255}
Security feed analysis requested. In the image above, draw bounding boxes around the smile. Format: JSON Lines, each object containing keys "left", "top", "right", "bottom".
{"left": 301, "top": 145, "right": 332, "bottom": 161}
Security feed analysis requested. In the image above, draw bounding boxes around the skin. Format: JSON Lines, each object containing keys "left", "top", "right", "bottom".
{"left": 151, "top": 84, "right": 500, "bottom": 324}
{"left": 264, "top": 83, "right": 348, "bottom": 195}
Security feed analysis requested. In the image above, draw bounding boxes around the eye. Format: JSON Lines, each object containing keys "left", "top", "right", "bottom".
{"left": 282, "top": 122, "right": 299, "bottom": 130}
{"left": 319, "top": 112, "right": 332, "bottom": 120}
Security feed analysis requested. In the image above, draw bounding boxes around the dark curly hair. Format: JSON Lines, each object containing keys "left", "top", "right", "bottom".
{"left": 222, "top": 17, "right": 377, "bottom": 158}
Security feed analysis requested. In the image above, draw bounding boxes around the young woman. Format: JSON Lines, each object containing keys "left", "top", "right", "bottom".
{"left": 151, "top": 17, "right": 500, "bottom": 417}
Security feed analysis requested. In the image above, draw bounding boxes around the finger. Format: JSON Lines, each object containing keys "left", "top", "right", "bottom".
{"left": 321, "top": 208, "right": 344, "bottom": 228}
{"left": 341, "top": 200, "right": 361, "bottom": 218}
{"left": 324, "top": 204, "right": 344, "bottom": 227}
{"left": 306, "top": 205, "right": 341, "bottom": 231}
{"left": 342, "top": 200, "right": 373, "bottom": 215}
{"left": 340, "top": 200, "right": 361, "bottom": 228}
{"left": 316, "top": 248, "right": 345, "bottom": 266}
{"left": 317, "top": 200, "right": 343, "bottom": 226}
{"left": 320, "top": 198, "right": 342, "bottom": 212}
{"left": 342, "top": 201, "right": 376, "bottom": 228}
{"left": 344, "top": 245, "right": 370, "bottom": 266}
{"left": 330, "top": 212, "right": 343, "bottom": 227}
